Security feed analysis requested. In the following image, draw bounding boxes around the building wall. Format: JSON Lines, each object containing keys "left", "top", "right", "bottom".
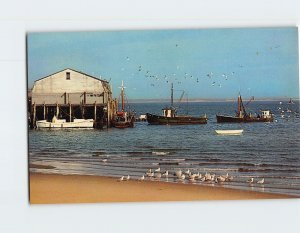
{"left": 31, "top": 69, "right": 111, "bottom": 105}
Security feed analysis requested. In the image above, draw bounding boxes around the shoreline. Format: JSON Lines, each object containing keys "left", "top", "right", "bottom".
{"left": 29, "top": 173, "right": 296, "bottom": 204}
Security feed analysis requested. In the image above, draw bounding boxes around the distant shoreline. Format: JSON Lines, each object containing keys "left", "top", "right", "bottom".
{"left": 128, "top": 98, "right": 299, "bottom": 104}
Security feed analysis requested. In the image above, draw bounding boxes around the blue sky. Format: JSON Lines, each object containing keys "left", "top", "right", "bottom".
{"left": 27, "top": 27, "right": 299, "bottom": 100}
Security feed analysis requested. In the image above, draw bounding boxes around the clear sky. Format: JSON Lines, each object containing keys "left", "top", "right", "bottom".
{"left": 27, "top": 27, "right": 299, "bottom": 100}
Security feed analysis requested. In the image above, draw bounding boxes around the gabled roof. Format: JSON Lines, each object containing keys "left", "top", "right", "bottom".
{"left": 34, "top": 68, "right": 109, "bottom": 84}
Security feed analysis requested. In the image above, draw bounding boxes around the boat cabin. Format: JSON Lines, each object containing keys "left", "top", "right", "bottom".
{"left": 115, "top": 111, "right": 128, "bottom": 122}
{"left": 162, "top": 107, "right": 176, "bottom": 118}
{"left": 261, "top": 110, "right": 272, "bottom": 119}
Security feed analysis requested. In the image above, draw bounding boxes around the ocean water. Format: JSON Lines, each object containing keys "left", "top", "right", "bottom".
{"left": 29, "top": 101, "right": 300, "bottom": 197}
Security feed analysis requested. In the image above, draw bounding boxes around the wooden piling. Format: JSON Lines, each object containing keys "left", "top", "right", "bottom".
{"left": 94, "top": 102, "right": 97, "bottom": 121}
{"left": 82, "top": 105, "right": 85, "bottom": 119}
{"left": 43, "top": 102, "right": 46, "bottom": 120}
{"left": 69, "top": 103, "right": 72, "bottom": 122}
{"left": 56, "top": 102, "right": 59, "bottom": 118}
{"left": 33, "top": 102, "right": 36, "bottom": 128}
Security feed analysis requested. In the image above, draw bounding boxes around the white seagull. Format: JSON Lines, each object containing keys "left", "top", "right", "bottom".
{"left": 126, "top": 175, "right": 130, "bottom": 181}
{"left": 217, "top": 176, "right": 226, "bottom": 183}
{"left": 139, "top": 175, "right": 145, "bottom": 181}
{"left": 155, "top": 172, "right": 162, "bottom": 179}
{"left": 247, "top": 178, "right": 254, "bottom": 183}
{"left": 257, "top": 178, "right": 264, "bottom": 184}
{"left": 175, "top": 170, "right": 182, "bottom": 178}
{"left": 147, "top": 172, "right": 154, "bottom": 177}
{"left": 118, "top": 176, "right": 125, "bottom": 181}
{"left": 179, "top": 174, "right": 186, "bottom": 180}
{"left": 155, "top": 167, "right": 161, "bottom": 172}
{"left": 200, "top": 176, "right": 206, "bottom": 182}
{"left": 162, "top": 170, "right": 169, "bottom": 177}
{"left": 184, "top": 169, "right": 190, "bottom": 175}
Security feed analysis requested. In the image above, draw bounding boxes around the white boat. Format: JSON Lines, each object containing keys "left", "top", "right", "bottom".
{"left": 36, "top": 116, "right": 94, "bottom": 129}
{"left": 215, "top": 129, "right": 243, "bottom": 135}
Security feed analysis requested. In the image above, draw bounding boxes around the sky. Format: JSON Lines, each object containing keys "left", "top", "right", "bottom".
{"left": 27, "top": 27, "right": 299, "bottom": 100}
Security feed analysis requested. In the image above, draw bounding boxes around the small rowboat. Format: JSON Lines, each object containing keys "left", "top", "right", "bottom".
{"left": 215, "top": 129, "right": 243, "bottom": 135}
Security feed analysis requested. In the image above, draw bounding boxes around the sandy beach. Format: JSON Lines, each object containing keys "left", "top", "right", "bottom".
{"left": 29, "top": 173, "right": 294, "bottom": 204}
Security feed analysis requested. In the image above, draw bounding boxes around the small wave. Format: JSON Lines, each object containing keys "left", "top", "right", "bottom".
{"left": 207, "top": 158, "right": 222, "bottom": 162}
{"left": 152, "top": 151, "right": 170, "bottom": 156}
{"left": 161, "top": 158, "right": 185, "bottom": 161}
{"left": 159, "top": 162, "right": 179, "bottom": 166}
{"left": 238, "top": 168, "right": 299, "bottom": 173}
{"left": 126, "top": 151, "right": 151, "bottom": 155}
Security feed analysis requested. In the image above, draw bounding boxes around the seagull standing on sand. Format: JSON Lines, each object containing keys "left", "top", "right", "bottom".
{"left": 205, "top": 173, "right": 212, "bottom": 181}
{"left": 217, "top": 176, "right": 226, "bottom": 183}
{"left": 147, "top": 171, "right": 154, "bottom": 177}
{"left": 184, "top": 169, "right": 191, "bottom": 176}
{"left": 119, "top": 176, "right": 125, "bottom": 181}
{"left": 257, "top": 178, "right": 264, "bottom": 184}
{"left": 200, "top": 176, "right": 206, "bottom": 182}
{"left": 175, "top": 170, "right": 182, "bottom": 178}
{"left": 247, "top": 178, "right": 254, "bottom": 183}
{"left": 197, "top": 173, "right": 202, "bottom": 180}
{"left": 155, "top": 172, "right": 162, "bottom": 179}
{"left": 179, "top": 174, "right": 186, "bottom": 180}
{"left": 126, "top": 175, "right": 130, "bottom": 181}
{"left": 139, "top": 175, "right": 145, "bottom": 181}
{"left": 162, "top": 170, "right": 169, "bottom": 177}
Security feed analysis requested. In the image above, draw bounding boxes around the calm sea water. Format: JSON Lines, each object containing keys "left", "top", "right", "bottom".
{"left": 29, "top": 101, "right": 300, "bottom": 196}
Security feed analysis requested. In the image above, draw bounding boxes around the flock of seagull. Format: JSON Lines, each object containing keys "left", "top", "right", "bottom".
{"left": 122, "top": 43, "right": 282, "bottom": 90}
{"left": 131, "top": 62, "right": 236, "bottom": 88}
{"left": 118, "top": 167, "right": 265, "bottom": 185}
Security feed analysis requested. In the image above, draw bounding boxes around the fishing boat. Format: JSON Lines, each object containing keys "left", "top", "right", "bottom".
{"left": 288, "top": 98, "right": 295, "bottom": 104}
{"left": 36, "top": 116, "right": 94, "bottom": 129}
{"left": 146, "top": 83, "right": 207, "bottom": 125}
{"left": 215, "top": 129, "right": 243, "bottom": 135}
{"left": 216, "top": 94, "right": 273, "bottom": 123}
{"left": 111, "top": 81, "right": 135, "bottom": 128}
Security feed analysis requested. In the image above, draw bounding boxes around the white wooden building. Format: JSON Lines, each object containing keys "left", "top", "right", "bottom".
{"left": 32, "top": 68, "right": 111, "bottom": 105}
{"left": 30, "top": 68, "right": 114, "bottom": 128}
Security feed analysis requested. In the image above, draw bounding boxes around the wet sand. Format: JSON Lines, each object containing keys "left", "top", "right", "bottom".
{"left": 29, "top": 173, "right": 295, "bottom": 204}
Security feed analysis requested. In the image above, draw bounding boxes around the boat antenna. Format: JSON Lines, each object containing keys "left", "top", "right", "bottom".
{"left": 171, "top": 83, "right": 174, "bottom": 107}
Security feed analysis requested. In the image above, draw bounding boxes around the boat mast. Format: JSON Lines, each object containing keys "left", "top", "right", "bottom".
{"left": 120, "top": 81, "right": 125, "bottom": 112}
{"left": 237, "top": 94, "right": 241, "bottom": 116}
{"left": 171, "top": 83, "right": 174, "bottom": 107}
{"left": 239, "top": 94, "right": 247, "bottom": 117}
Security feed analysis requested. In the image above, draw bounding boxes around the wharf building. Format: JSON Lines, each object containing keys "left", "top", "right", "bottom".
{"left": 29, "top": 68, "right": 116, "bottom": 128}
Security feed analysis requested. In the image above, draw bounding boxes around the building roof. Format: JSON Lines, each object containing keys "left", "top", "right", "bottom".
{"left": 33, "top": 68, "right": 109, "bottom": 84}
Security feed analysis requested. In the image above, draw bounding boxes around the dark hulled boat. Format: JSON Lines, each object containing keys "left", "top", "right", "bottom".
{"left": 216, "top": 94, "right": 274, "bottom": 123}
{"left": 111, "top": 81, "right": 135, "bottom": 128}
{"left": 146, "top": 83, "right": 207, "bottom": 125}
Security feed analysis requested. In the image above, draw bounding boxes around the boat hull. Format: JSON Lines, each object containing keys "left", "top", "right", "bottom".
{"left": 113, "top": 122, "right": 134, "bottom": 128}
{"left": 216, "top": 115, "right": 273, "bottom": 123}
{"left": 146, "top": 113, "right": 207, "bottom": 125}
{"left": 111, "top": 113, "right": 135, "bottom": 129}
{"left": 215, "top": 129, "right": 243, "bottom": 135}
{"left": 36, "top": 119, "right": 94, "bottom": 128}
